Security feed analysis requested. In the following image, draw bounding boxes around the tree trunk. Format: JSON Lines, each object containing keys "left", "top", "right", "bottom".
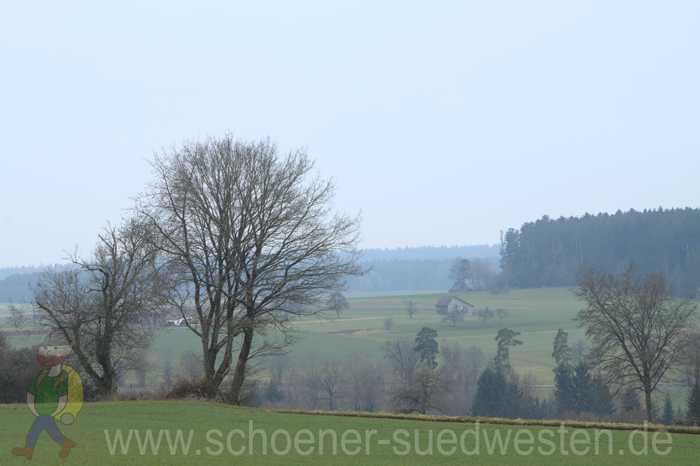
{"left": 229, "top": 328, "right": 254, "bottom": 404}
{"left": 644, "top": 387, "right": 654, "bottom": 423}
{"left": 203, "top": 349, "right": 220, "bottom": 399}
{"left": 96, "top": 373, "right": 117, "bottom": 398}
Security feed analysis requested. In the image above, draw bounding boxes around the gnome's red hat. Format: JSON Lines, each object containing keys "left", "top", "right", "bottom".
{"left": 36, "top": 345, "right": 71, "bottom": 368}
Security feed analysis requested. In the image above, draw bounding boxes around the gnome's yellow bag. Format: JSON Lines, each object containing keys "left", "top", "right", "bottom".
{"left": 54, "top": 365, "right": 84, "bottom": 425}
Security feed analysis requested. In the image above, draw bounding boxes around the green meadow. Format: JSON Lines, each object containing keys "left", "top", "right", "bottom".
{"left": 4, "top": 287, "right": 695, "bottom": 399}
{"left": 1, "top": 401, "right": 698, "bottom": 465}
{"left": 147, "top": 287, "right": 586, "bottom": 392}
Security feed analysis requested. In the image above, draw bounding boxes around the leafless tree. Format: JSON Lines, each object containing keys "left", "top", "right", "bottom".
{"left": 576, "top": 269, "right": 696, "bottom": 422}
{"left": 442, "top": 307, "right": 467, "bottom": 327}
{"left": 318, "top": 362, "right": 344, "bottom": 410}
{"left": 384, "top": 338, "right": 443, "bottom": 412}
{"left": 34, "top": 218, "right": 169, "bottom": 396}
{"left": 384, "top": 339, "right": 419, "bottom": 385}
{"left": 476, "top": 307, "right": 495, "bottom": 326}
{"left": 139, "top": 136, "right": 361, "bottom": 400}
{"left": 326, "top": 291, "right": 350, "bottom": 318}
{"left": 6, "top": 305, "right": 26, "bottom": 329}
{"left": 470, "top": 258, "right": 496, "bottom": 290}
{"left": 405, "top": 299, "right": 418, "bottom": 319}
{"left": 679, "top": 330, "right": 700, "bottom": 388}
{"left": 346, "top": 357, "right": 385, "bottom": 412}
{"left": 180, "top": 351, "right": 204, "bottom": 381}
{"left": 294, "top": 364, "right": 323, "bottom": 410}
{"left": 383, "top": 317, "right": 394, "bottom": 332}
{"left": 389, "top": 364, "right": 444, "bottom": 414}
{"left": 438, "top": 343, "right": 484, "bottom": 415}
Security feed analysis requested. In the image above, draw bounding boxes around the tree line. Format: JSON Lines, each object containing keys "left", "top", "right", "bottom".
{"left": 500, "top": 208, "right": 700, "bottom": 297}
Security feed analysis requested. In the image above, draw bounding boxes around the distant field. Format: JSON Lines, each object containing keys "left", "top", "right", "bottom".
{"left": 295, "top": 288, "right": 585, "bottom": 382}
{"left": 3, "top": 288, "right": 694, "bottom": 397}
{"left": 0, "top": 288, "right": 600, "bottom": 392}
{"left": 144, "top": 288, "right": 585, "bottom": 391}
{"left": 0, "top": 401, "right": 697, "bottom": 465}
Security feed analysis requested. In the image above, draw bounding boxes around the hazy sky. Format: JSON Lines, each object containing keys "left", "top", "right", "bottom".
{"left": 1, "top": 1, "right": 699, "bottom": 266}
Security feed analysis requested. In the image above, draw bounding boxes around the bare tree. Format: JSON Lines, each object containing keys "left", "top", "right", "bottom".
{"left": 384, "top": 338, "right": 438, "bottom": 412}
{"left": 346, "top": 357, "right": 384, "bottom": 412}
{"left": 405, "top": 299, "right": 418, "bottom": 319}
{"left": 476, "top": 307, "right": 495, "bottom": 326}
{"left": 140, "top": 136, "right": 361, "bottom": 400}
{"left": 6, "top": 305, "right": 26, "bottom": 329}
{"left": 576, "top": 269, "right": 696, "bottom": 422}
{"left": 679, "top": 330, "right": 700, "bottom": 389}
{"left": 387, "top": 364, "right": 444, "bottom": 414}
{"left": 442, "top": 307, "right": 467, "bottom": 327}
{"left": 318, "top": 362, "right": 344, "bottom": 410}
{"left": 295, "top": 364, "right": 323, "bottom": 410}
{"left": 438, "top": 343, "right": 484, "bottom": 415}
{"left": 326, "top": 291, "right": 350, "bottom": 318}
{"left": 34, "top": 218, "right": 168, "bottom": 396}
{"left": 383, "top": 317, "right": 394, "bottom": 332}
{"left": 384, "top": 339, "right": 419, "bottom": 386}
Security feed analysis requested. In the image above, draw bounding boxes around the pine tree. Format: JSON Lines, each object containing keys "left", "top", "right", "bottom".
{"left": 472, "top": 367, "right": 507, "bottom": 417}
{"left": 572, "top": 362, "right": 594, "bottom": 413}
{"left": 414, "top": 327, "right": 439, "bottom": 369}
{"left": 662, "top": 394, "right": 674, "bottom": 425}
{"left": 554, "top": 365, "right": 575, "bottom": 414}
{"left": 687, "top": 382, "right": 700, "bottom": 425}
{"left": 590, "top": 376, "right": 615, "bottom": 418}
{"left": 494, "top": 328, "right": 522, "bottom": 374}
{"left": 552, "top": 329, "right": 571, "bottom": 367}
{"left": 622, "top": 387, "right": 642, "bottom": 413}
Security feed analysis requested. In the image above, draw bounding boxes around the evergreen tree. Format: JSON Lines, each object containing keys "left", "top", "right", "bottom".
{"left": 494, "top": 328, "right": 522, "bottom": 374}
{"left": 472, "top": 367, "right": 508, "bottom": 417}
{"left": 687, "top": 382, "right": 700, "bottom": 425}
{"left": 414, "top": 327, "right": 439, "bottom": 369}
{"left": 589, "top": 376, "right": 615, "bottom": 417}
{"left": 553, "top": 364, "right": 575, "bottom": 414}
{"left": 473, "top": 365, "right": 530, "bottom": 419}
{"left": 662, "top": 394, "right": 674, "bottom": 425}
{"left": 449, "top": 258, "right": 472, "bottom": 292}
{"left": 622, "top": 387, "right": 642, "bottom": 413}
{"left": 571, "top": 362, "right": 594, "bottom": 413}
{"left": 552, "top": 329, "right": 571, "bottom": 367}
{"left": 499, "top": 208, "right": 700, "bottom": 297}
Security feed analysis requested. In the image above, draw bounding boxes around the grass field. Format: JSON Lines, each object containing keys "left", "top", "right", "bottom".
{"left": 146, "top": 287, "right": 587, "bottom": 391}
{"left": 2, "top": 287, "right": 694, "bottom": 397}
{"left": 0, "top": 401, "right": 697, "bottom": 465}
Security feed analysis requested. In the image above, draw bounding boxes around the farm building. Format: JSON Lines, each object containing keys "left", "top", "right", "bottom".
{"left": 435, "top": 296, "right": 475, "bottom": 316}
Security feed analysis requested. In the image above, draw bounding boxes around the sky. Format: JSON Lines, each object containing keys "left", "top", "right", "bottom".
{"left": 1, "top": 0, "right": 699, "bottom": 267}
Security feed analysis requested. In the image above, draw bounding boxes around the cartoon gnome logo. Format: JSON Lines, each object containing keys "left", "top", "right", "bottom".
{"left": 12, "top": 345, "right": 84, "bottom": 462}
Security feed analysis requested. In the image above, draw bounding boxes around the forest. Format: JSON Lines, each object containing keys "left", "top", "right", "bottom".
{"left": 500, "top": 208, "right": 700, "bottom": 297}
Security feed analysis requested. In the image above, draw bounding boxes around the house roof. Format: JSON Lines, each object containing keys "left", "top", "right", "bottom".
{"left": 436, "top": 296, "right": 474, "bottom": 307}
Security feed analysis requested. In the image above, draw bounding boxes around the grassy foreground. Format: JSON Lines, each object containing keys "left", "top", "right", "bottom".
{"left": 1, "top": 401, "right": 698, "bottom": 465}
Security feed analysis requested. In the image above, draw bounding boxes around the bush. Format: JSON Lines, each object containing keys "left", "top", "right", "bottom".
{"left": 0, "top": 343, "right": 39, "bottom": 403}
{"left": 166, "top": 378, "right": 207, "bottom": 399}
{"left": 383, "top": 318, "right": 394, "bottom": 332}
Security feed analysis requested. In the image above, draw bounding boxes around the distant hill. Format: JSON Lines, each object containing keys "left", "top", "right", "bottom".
{"left": 346, "top": 245, "right": 499, "bottom": 293}
{"left": 358, "top": 245, "right": 499, "bottom": 262}
{"left": 0, "top": 265, "right": 69, "bottom": 303}
{"left": 0, "top": 246, "right": 498, "bottom": 302}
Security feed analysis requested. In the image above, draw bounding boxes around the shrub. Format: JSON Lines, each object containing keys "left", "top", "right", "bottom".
{"left": 166, "top": 378, "right": 207, "bottom": 399}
